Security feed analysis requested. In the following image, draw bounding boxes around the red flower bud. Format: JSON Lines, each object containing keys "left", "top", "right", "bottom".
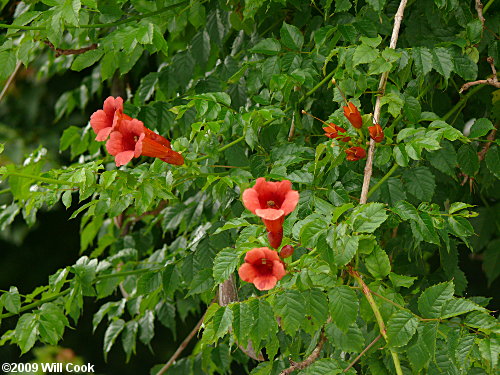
{"left": 323, "top": 123, "right": 351, "bottom": 142}
{"left": 368, "top": 124, "right": 384, "bottom": 143}
{"left": 345, "top": 146, "right": 367, "bottom": 161}
{"left": 268, "top": 230, "right": 284, "bottom": 249}
{"left": 279, "top": 245, "right": 294, "bottom": 259}
{"left": 343, "top": 102, "right": 363, "bottom": 129}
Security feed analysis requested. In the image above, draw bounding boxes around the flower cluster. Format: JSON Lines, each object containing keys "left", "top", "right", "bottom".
{"left": 237, "top": 178, "right": 299, "bottom": 291}
{"left": 90, "top": 97, "right": 184, "bottom": 167}
{"left": 305, "top": 100, "right": 385, "bottom": 162}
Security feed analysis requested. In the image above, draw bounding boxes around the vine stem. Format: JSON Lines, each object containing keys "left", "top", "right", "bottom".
{"left": 343, "top": 334, "right": 382, "bottom": 372}
{"left": 348, "top": 267, "right": 404, "bottom": 375}
{"left": 1, "top": 171, "right": 83, "bottom": 187}
{"left": 367, "top": 164, "right": 399, "bottom": 199}
{"left": 0, "top": 290, "right": 70, "bottom": 319}
{"left": 0, "top": 1, "right": 189, "bottom": 31}
{"left": 359, "top": 0, "right": 408, "bottom": 205}
{"left": 191, "top": 136, "right": 245, "bottom": 162}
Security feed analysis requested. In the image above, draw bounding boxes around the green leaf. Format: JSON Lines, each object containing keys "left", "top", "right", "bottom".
{"left": 457, "top": 144, "right": 479, "bottom": 175}
{"left": 213, "top": 247, "right": 242, "bottom": 284}
{"left": 71, "top": 49, "right": 104, "bottom": 71}
{"left": 328, "top": 285, "right": 359, "bottom": 331}
{"left": 389, "top": 272, "right": 417, "bottom": 288}
{"left": 327, "top": 322, "right": 364, "bottom": 353}
{"left": 428, "top": 141, "right": 457, "bottom": 176}
{"left": 300, "top": 218, "right": 329, "bottom": 248}
{"left": 304, "top": 289, "right": 329, "bottom": 329}
{"left": 0, "top": 51, "right": 17, "bottom": 81}
{"left": 60, "top": 0, "right": 81, "bottom": 26}
{"left": 250, "top": 38, "right": 281, "bottom": 55}
{"left": 187, "top": 268, "right": 214, "bottom": 296}
{"left": 121, "top": 320, "right": 138, "bottom": 362}
{"left": 464, "top": 311, "right": 498, "bottom": 332}
{"left": 280, "top": 22, "right": 304, "bottom": 50}
{"left": 137, "top": 272, "right": 161, "bottom": 295}
{"left": 418, "top": 281, "right": 454, "bottom": 318}
{"left": 432, "top": 47, "right": 453, "bottom": 79}
{"left": 407, "top": 322, "right": 438, "bottom": 372}
{"left": 469, "top": 118, "right": 494, "bottom": 138}
{"left": 2, "top": 286, "right": 21, "bottom": 314}
{"left": 350, "top": 203, "right": 388, "bottom": 233}
{"left": 387, "top": 310, "right": 419, "bottom": 347}
{"left": 478, "top": 337, "right": 500, "bottom": 370}
{"left": 353, "top": 44, "right": 379, "bottom": 66}
{"left": 366, "top": 0, "right": 387, "bottom": 12}
{"left": 139, "top": 310, "right": 155, "bottom": 345}
{"left": 212, "top": 306, "right": 233, "bottom": 341}
{"left": 274, "top": 290, "right": 306, "bottom": 334}
{"left": 103, "top": 319, "right": 125, "bottom": 360}
{"left": 440, "top": 297, "right": 487, "bottom": 319}
{"left": 162, "top": 264, "right": 180, "bottom": 298}
{"left": 213, "top": 218, "right": 250, "bottom": 234}
{"left": 249, "top": 299, "right": 276, "bottom": 350}
{"left": 485, "top": 145, "right": 500, "bottom": 179}
{"left": 14, "top": 313, "right": 38, "bottom": 354}
{"left": 402, "top": 167, "right": 435, "bottom": 201}
{"left": 412, "top": 47, "right": 433, "bottom": 76}
{"left": 135, "top": 72, "right": 159, "bottom": 104}
{"left": 365, "top": 247, "right": 391, "bottom": 279}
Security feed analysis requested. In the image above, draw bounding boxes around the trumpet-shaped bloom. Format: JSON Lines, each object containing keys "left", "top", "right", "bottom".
{"left": 368, "top": 124, "right": 384, "bottom": 143}
{"left": 238, "top": 247, "right": 286, "bottom": 290}
{"left": 323, "top": 123, "right": 351, "bottom": 142}
{"left": 105, "top": 118, "right": 184, "bottom": 167}
{"left": 345, "top": 146, "right": 367, "bottom": 161}
{"left": 242, "top": 178, "right": 299, "bottom": 248}
{"left": 343, "top": 102, "right": 363, "bottom": 129}
{"left": 90, "top": 96, "right": 129, "bottom": 142}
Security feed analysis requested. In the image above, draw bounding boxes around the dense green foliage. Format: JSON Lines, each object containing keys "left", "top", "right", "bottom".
{"left": 0, "top": 0, "right": 499, "bottom": 374}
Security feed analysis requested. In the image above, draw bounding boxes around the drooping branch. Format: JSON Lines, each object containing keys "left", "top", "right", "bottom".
{"left": 343, "top": 334, "right": 382, "bottom": 372}
{"left": 156, "top": 314, "right": 205, "bottom": 375}
{"left": 279, "top": 331, "right": 327, "bottom": 375}
{"left": 459, "top": 57, "right": 500, "bottom": 93}
{"left": 0, "top": 61, "right": 22, "bottom": 103}
{"left": 43, "top": 40, "right": 98, "bottom": 57}
{"left": 359, "top": 0, "right": 408, "bottom": 204}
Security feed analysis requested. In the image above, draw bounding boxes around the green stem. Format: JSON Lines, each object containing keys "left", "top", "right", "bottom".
{"left": 1, "top": 172, "right": 82, "bottom": 187}
{"left": 0, "top": 1, "right": 188, "bottom": 31}
{"left": 0, "top": 290, "right": 70, "bottom": 319}
{"left": 0, "top": 188, "right": 11, "bottom": 195}
{"left": 483, "top": 0, "right": 495, "bottom": 13}
{"left": 349, "top": 269, "right": 404, "bottom": 375}
{"left": 367, "top": 164, "right": 398, "bottom": 198}
{"left": 96, "top": 267, "right": 163, "bottom": 280}
{"left": 192, "top": 136, "right": 245, "bottom": 163}
{"left": 299, "top": 70, "right": 336, "bottom": 104}
{"left": 442, "top": 85, "right": 485, "bottom": 122}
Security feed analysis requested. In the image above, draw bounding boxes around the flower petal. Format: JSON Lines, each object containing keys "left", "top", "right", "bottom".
{"left": 96, "top": 127, "right": 113, "bottom": 142}
{"left": 280, "top": 190, "right": 299, "bottom": 215}
{"left": 253, "top": 276, "right": 277, "bottom": 291}
{"left": 90, "top": 110, "right": 110, "bottom": 136}
{"left": 255, "top": 208, "right": 285, "bottom": 221}
{"left": 106, "top": 131, "right": 124, "bottom": 156}
{"left": 114, "top": 151, "right": 135, "bottom": 167}
{"left": 271, "top": 260, "right": 286, "bottom": 280}
{"left": 244, "top": 247, "right": 268, "bottom": 264}
{"left": 103, "top": 96, "right": 123, "bottom": 118}
{"left": 242, "top": 188, "right": 261, "bottom": 214}
{"left": 238, "top": 263, "right": 257, "bottom": 283}
{"left": 261, "top": 248, "right": 281, "bottom": 262}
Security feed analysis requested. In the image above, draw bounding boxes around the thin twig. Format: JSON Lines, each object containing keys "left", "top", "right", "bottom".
{"left": 475, "top": 0, "right": 486, "bottom": 28}
{"left": 288, "top": 111, "right": 296, "bottom": 141}
{"left": 0, "top": 61, "right": 22, "bottom": 103}
{"left": 348, "top": 267, "right": 404, "bottom": 375}
{"left": 343, "top": 334, "right": 382, "bottom": 372}
{"left": 156, "top": 314, "right": 205, "bottom": 375}
{"left": 43, "top": 40, "right": 98, "bottom": 57}
{"left": 359, "top": 0, "right": 408, "bottom": 204}
{"left": 459, "top": 57, "right": 500, "bottom": 93}
{"left": 279, "top": 331, "right": 327, "bottom": 375}
{"left": 478, "top": 123, "right": 498, "bottom": 161}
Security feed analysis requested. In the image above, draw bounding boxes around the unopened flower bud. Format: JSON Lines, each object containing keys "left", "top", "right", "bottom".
{"left": 279, "top": 245, "right": 294, "bottom": 259}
